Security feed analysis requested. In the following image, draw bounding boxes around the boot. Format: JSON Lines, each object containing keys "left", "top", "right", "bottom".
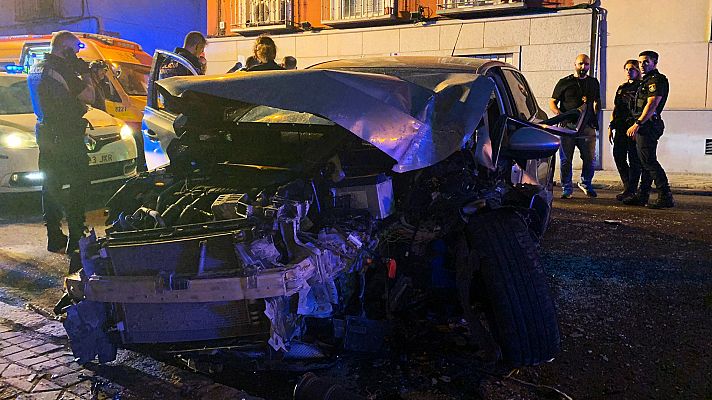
{"left": 615, "top": 190, "right": 635, "bottom": 201}
{"left": 66, "top": 225, "right": 88, "bottom": 256}
{"left": 622, "top": 191, "right": 649, "bottom": 206}
{"left": 647, "top": 191, "right": 675, "bottom": 209}
{"left": 47, "top": 230, "right": 68, "bottom": 253}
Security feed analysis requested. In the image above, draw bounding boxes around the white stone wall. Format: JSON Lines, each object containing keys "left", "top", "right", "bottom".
{"left": 602, "top": 110, "right": 712, "bottom": 174}
{"left": 206, "top": 9, "right": 593, "bottom": 110}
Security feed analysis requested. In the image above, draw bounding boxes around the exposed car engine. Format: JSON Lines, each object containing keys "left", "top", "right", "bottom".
{"left": 66, "top": 138, "right": 548, "bottom": 366}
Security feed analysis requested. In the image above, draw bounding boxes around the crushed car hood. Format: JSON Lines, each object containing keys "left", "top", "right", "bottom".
{"left": 157, "top": 69, "right": 494, "bottom": 172}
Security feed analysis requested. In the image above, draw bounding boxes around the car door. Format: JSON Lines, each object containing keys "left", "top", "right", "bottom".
{"left": 142, "top": 50, "right": 198, "bottom": 170}
{"left": 490, "top": 67, "right": 556, "bottom": 192}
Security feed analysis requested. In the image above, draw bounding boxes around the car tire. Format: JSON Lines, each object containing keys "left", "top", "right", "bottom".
{"left": 466, "top": 208, "right": 560, "bottom": 367}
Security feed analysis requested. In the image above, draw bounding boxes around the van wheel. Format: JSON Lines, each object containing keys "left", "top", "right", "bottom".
{"left": 465, "top": 208, "right": 560, "bottom": 367}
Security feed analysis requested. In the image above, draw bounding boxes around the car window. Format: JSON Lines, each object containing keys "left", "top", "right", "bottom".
{"left": 149, "top": 51, "right": 199, "bottom": 110}
{"left": 112, "top": 62, "right": 150, "bottom": 96}
{"left": 500, "top": 69, "right": 538, "bottom": 121}
{"left": 0, "top": 77, "right": 33, "bottom": 115}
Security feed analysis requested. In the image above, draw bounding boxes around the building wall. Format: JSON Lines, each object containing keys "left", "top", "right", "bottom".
{"left": 205, "top": 10, "right": 592, "bottom": 108}
{"left": 600, "top": 0, "right": 712, "bottom": 110}
{"left": 203, "top": 4, "right": 712, "bottom": 174}
{"left": 206, "top": 0, "right": 578, "bottom": 37}
{"left": 0, "top": 0, "right": 207, "bottom": 54}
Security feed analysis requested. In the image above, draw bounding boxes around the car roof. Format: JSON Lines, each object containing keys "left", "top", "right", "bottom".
{"left": 309, "top": 56, "right": 511, "bottom": 73}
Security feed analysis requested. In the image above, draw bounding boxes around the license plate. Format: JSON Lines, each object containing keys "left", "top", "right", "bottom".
{"left": 89, "top": 152, "right": 114, "bottom": 165}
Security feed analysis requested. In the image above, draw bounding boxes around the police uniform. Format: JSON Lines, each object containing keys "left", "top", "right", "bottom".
{"left": 628, "top": 68, "right": 671, "bottom": 206}
{"left": 27, "top": 53, "right": 90, "bottom": 253}
{"left": 159, "top": 47, "right": 204, "bottom": 79}
{"left": 551, "top": 74, "right": 601, "bottom": 196}
{"left": 610, "top": 80, "right": 642, "bottom": 197}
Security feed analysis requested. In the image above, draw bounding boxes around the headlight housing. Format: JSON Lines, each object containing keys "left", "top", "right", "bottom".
{"left": 120, "top": 123, "right": 134, "bottom": 140}
{"left": 0, "top": 129, "right": 37, "bottom": 149}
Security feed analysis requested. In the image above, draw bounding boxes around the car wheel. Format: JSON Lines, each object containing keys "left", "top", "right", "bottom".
{"left": 465, "top": 208, "right": 560, "bottom": 367}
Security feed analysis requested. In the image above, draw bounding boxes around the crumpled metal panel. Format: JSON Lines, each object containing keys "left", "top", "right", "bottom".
{"left": 157, "top": 69, "right": 493, "bottom": 173}
{"left": 63, "top": 301, "right": 117, "bottom": 363}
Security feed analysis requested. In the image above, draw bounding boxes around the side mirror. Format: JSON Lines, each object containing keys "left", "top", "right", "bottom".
{"left": 506, "top": 126, "right": 560, "bottom": 159}
{"left": 538, "top": 104, "right": 588, "bottom": 137}
{"left": 540, "top": 108, "right": 580, "bottom": 126}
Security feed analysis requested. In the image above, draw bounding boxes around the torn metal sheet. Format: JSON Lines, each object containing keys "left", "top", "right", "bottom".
{"left": 157, "top": 70, "right": 493, "bottom": 172}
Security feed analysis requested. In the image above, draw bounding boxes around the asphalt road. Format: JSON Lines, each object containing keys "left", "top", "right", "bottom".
{"left": 0, "top": 187, "right": 710, "bottom": 399}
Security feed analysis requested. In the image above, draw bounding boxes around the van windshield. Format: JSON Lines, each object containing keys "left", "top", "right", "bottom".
{"left": 112, "top": 62, "right": 150, "bottom": 96}
{"left": 0, "top": 76, "right": 33, "bottom": 115}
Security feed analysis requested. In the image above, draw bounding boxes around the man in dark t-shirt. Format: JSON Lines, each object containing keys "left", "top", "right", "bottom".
{"left": 549, "top": 54, "right": 601, "bottom": 199}
{"left": 623, "top": 50, "right": 673, "bottom": 208}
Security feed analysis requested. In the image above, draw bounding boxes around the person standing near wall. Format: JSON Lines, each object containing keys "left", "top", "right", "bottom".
{"left": 623, "top": 50, "right": 674, "bottom": 209}
{"left": 608, "top": 60, "right": 642, "bottom": 201}
{"left": 27, "top": 31, "right": 95, "bottom": 258}
{"left": 281, "top": 56, "right": 297, "bottom": 70}
{"left": 246, "top": 35, "right": 284, "bottom": 71}
{"left": 548, "top": 54, "right": 601, "bottom": 199}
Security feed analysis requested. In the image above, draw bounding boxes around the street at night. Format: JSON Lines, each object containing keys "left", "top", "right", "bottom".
{"left": 1, "top": 181, "right": 710, "bottom": 399}
{"left": 2, "top": 1, "right": 712, "bottom": 399}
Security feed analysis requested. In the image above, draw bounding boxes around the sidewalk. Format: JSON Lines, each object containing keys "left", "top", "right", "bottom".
{"left": 574, "top": 169, "right": 712, "bottom": 194}
{"left": 0, "top": 302, "right": 261, "bottom": 400}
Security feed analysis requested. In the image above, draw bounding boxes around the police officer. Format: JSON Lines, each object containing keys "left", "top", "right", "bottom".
{"left": 608, "top": 60, "right": 642, "bottom": 201}
{"left": 27, "top": 31, "right": 95, "bottom": 257}
{"left": 549, "top": 54, "right": 601, "bottom": 199}
{"left": 160, "top": 31, "right": 207, "bottom": 78}
{"left": 623, "top": 50, "right": 674, "bottom": 208}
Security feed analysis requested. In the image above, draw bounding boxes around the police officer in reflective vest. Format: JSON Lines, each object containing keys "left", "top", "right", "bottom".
{"left": 27, "top": 31, "right": 95, "bottom": 256}
{"left": 623, "top": 50, "right": 674, "bottom": 208}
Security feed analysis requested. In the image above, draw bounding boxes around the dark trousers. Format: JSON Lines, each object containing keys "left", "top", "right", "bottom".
{"left": 636, "top": 119, "right": 669, "bottom": 194}
{"left": 39, "top": 147, "right": 89, "bottom": 240}
{"left": 612, "top": 124, "right": 641, "bottom": 193}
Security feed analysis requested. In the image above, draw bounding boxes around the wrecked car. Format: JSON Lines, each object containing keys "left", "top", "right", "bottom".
{"left": 60, "top": 54, "right": 581, "bottom": 370}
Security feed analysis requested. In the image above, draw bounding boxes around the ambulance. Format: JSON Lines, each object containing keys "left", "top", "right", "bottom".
{"left": 0, "top": 33, "right": 151, "bottom": 166}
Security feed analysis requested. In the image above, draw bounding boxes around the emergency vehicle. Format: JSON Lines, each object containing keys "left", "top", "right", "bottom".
{"left": 0, "top": 33, "right": 151, "bottom": 156}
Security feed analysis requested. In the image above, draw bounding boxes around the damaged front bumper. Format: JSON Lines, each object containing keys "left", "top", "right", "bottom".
{"left": 63, "top": 200, "right": 375, "bottom": 364}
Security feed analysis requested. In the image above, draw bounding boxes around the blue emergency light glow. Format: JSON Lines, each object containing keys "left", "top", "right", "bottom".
{"left": 5, "top": 65, "right": 24, "bottom": 73}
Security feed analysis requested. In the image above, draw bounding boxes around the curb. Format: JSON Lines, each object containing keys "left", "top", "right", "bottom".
{"left": 0, "top": 300, "right": 263, "bottom": 400}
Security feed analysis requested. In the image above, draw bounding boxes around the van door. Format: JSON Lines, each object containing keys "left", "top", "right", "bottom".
{"left": 142, "top": 50, "right": 198, "bottom": 169}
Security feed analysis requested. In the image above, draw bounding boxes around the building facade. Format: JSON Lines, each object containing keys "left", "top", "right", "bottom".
{"left": 0, "top": 0, "right": 207, "bottom": 54}
{"left": 203, "top": 0, "right": 712, "bottom": 174}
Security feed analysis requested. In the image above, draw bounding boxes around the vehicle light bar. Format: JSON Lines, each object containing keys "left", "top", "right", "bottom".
{"left": 5, "top": 65, "right": 24, "bottom": 73}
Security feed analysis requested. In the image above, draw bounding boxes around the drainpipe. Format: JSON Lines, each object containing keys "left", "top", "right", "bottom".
{"left": 589, "top": 4, "right": 606, "bottom": 169}
{"left": 217, "top": 0, "right": 223, "bottom": 36}
{"left": 589, "top": 6, "right": 604, "bottom": 83}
